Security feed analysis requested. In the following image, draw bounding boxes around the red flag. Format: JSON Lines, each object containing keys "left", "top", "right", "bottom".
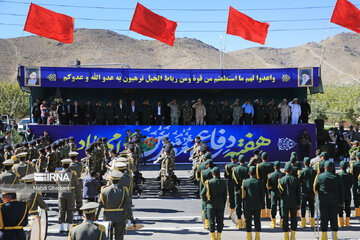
{"left": 226, "top": 6, "right": 269, "bottom": 45}
{"left": 130, "top": 3, "right": 177, "bottom": 46}
{"left": 331, "top": 0, "right": 360, "bottom": 33}
{"left": 24, "top": 3, "right": 74, "bottom": 43}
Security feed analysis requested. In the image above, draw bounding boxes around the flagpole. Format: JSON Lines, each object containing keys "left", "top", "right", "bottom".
{"left": 319, "top": 20, "right": 331, "bottom": 67}
{"left": 223, "top": 34, "right": 227, "bottom": 69}
{"left": 219, "top": 35, "right": 223, "bottom": 69}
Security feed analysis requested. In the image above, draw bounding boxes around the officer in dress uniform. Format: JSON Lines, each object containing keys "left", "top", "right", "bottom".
{"left": 12, "top": 152, "right": 35, "bottom": 179}
{"left": 0, "top": 188, "right": 28, "bottom": 240}
{"left": 299, "top": 157, "right": 316, "bottom": 228}
{"left": 267, "top": 161, "right": 284, "bottom": 229}
{"left": 256, "top": 152, "right": 274, "bottom": 219}
{"left": 36, "top": 148, "right": 47, "bottom": 173}
{"left": 0, "top": 160, "right": 19, "bottom": 187}
{"left": 200, "top": 159, "right": 215, "bottom": 229}
{"left": 98, "top": 171, "right": 132, "bottom": 240}
{"left": 338, "top": 161, "right": 353, "bottom": 227}
{"left": 69, "top": 202, "right": 107, "bottom": 240}
{"left": 232, "top": 155, "right": 248, "bottom": 229}
{"left": 69, "top": 151, "right": 84, "bottom": 219}
{"left": 3, "top": 145, "right": 12, "bottom": 160}
{"left": 201, "top": 167, "right": 227, "bottom": 240}
{"left": 350, "top": 152, "right": 360, "bottom": 216}
{"left": 58, "top": 159, "right": 79, "bottom": 233}
{"left": 45, "top": 146, "right": 57, "bottom": 172}
{"left": 242, "top": 166, "right": 264, "bottom": 240}
{"left": 278, "top": 164, "right": 300, "bottom": 240}
{"left": 17, "top": 174, "right": 48, "bottom": 215}
{"left": 224, "top": 154, "right": 238, "bottom": 219}
{"left": 314, "top": 161, "right": 343, "bottom": 240}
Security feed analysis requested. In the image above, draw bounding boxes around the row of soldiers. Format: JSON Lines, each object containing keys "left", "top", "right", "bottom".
{"left": 186, "top": 136, "right": 360, "bottom": 240}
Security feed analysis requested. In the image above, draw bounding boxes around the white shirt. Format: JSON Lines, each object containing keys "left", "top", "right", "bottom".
{"left": 288, "top": 102, "right": 301, "bottom": 115}
{"left": 157, "top": 106, "right": 161, "bottom": 115}
{"left": 132, "top": 106, "right": 135, "bottom": 112}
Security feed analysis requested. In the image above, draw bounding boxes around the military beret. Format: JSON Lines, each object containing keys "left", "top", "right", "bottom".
{"left": 17, "top": 152, "right": 27, "bottom": 158}
{"left": 303, "top": 157, "right": 310, "bottom": 165}
{"left": 111, "top": 171, "right": 124, "bottom": 180}
{"left": 320, "top": 152, "right": 328, "bottom": 158}
{"left": 238, "top": 155, "right": 246, "bottom": 163}
{"left": 325, "top": 161, "right": 334, "bottom": 168}
{"left": 249, "top": 166, "right": 256, "bottom": 175}
{"left": 356, "top": 152, "right": 360, "bottom": 158}
{"left": 205, "top": 159, "right": 214, "bottom": 166}
{"left": 203, "top": 152, "right": 212, "bottom": 160}
{"left": 274, "top": 161, "right": 281, "bottom": 168}
{"left": 211, "top": 167, "right": 220, "bottom": 175}
{"left": 114, "top": 161, "right": 127, "bottom": 169}
{"left": 339, "top": 161, "right": 348, "bottom": 169}
{"left": 21, "top": 174, "right": 35, "bottom": 182}
{"left": 69, "top": 152, "right": 79, "bottom": 157}
{"left": 69, "top": 136, "right": 75, "bottom": 140}
{"left": 261, "top": 152, "right": 268, "bottom": 159}
{"left": 165, "top": 142, "right": 173, "bottom": 149}
{"left": 284, "top": 164, "right": 293, "bottom": 172}
{"left": 80, "top": 202, "right": 99, "bottom": 214}
{"left": 3, "top": 159, "right": 15, "bottom": 166}
{"left": 61, "top": 159, "right": 72, "bottom": 164}
{"left": 253, "top": 149, "right": 260, "bottom": 155}
{"left": 195, "top": 138, "right": 201, "bottom": 143}
{"left": 230, "top": 154, "right": 237, "bottom": 160}
{"left": 291, "top": 152, "right": 297, "bottom": 156}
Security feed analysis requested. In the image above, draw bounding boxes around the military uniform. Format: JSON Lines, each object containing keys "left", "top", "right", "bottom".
{"left": 338, "top": 161, "right": 353, "bottom": 227}
{"left": 69, "top": 152, "right": 84, "bottom": 217}
{"left": 181, "top": 102, "right": 193, "bottom": 125}
{"left": 219, "top": 102, "right": 230, "bottom": 124}
{"left": 0, "top": 160, "right": 19, "bottom": 187}
{"left": 266, "top": 161, "right": 284, "bottom": 228}
{"left": 242, "top": 166, "right": 264, "bottom": 240}
{"left": 350, "top": 153, "right": 360, "bottom": 216}
{"left": 278, "top": 164, "right": 300, "bottom": 240}
{"left": 36, "top": 153, "right": 47, "bottom": 172}
{"left": 158, "top": 147, "right": 175, "bottom": 195}
{"left": 231, "top": 102, "right": 243, "bottom": 125}
{"left": 224, "top": 155, "right": 238, "bottom": 218}
{"left": 201, "top": 167, "right": 227, "bottom": 240}
{"left": 99, "top": 171, "right": 132, "bottom": 240}
{"left": 46, "top": 151, "right": 57, "bottom": 172}
{"left": 256, "top": 153, "right": 274, "bottom": 218}
{"left": 314, "top": 161, "right": 343, "bottom": 240}
{"left": 142, "top": 102, "right": 153, "bottom": 125}
{"left": 232, "top": 155, "right": 249, "bottom": 229}
{"left": 13, "top": 160, "right": 35, "bottom": 179}
{"left": 298, "top": 157, "right": 316, "bottom": 228}
{"left": 207, "top": 103, "right": 218, "bottom": 125}
{"left": 200, "top": 160, "right": 214, "bottom": 229}
{"left": 167, "top": 102, "right": 180, "bottom": 125}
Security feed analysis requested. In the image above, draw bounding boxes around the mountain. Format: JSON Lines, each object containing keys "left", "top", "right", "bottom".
{"left": 1, "top": 29, "right": 359, "bottom": 85}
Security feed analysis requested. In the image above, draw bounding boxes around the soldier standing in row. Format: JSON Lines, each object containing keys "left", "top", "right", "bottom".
{"left": 207, "top": 100, "right": 217, "bottom": 125}
{"left": 338, "top": 161, "right": 353, "bottom": 227}
{"left": 45, "top": 145, "right": 57, "bottom": 172}
{"left": 242, "top": 166, "right": 264, "bottom": 240}
{"left": 314, "top": 161, "right": 343, "bottom": 240}
{"left": 219, "top": 100, "right": 230, "bottom": 124}
{"left": 181, "top": 101, "right": 193, "bottom": 125}
{"left": 192, "top": 98, "right": 206, "bottom": 125}
{"left": 0, "top": 160, "right": 19, "bottom": 187}
{"left": 167, "top": 99, "right": 181, "bottom": 125}
{"left": 69, "top": 151, "right": 84, "bottom": 218}
{"left": 267, "top": 161, "right": 284, "bottom": 228}
{"left": 13, "top": 152, "right": 35, "bottom": 179}
{"left": 200, "top": 159, "right": 215, "bottom": 229}
{"left": 231, "top": 99, "right": 243, "bottom": 125}
{"left": 36, "top": 148, "right": 47, "bottom": 172}
{"left": 158, "top": 146, "right": 175, "bottom": 196}
{"left": 224, "top": 154, "right": 238, "bottom": 219}
{"left": 201, "top": 167, "right": 227, "bottom": 240}
{"left": 69, "top": 136, "right": 77, "bottom": 152}
{"left": 232, "top": 155, "right": 248, "bottom": 229}
{"left": 142, "top": 99, "right": 153, "bottom": 125}
{"left": 350, "top": 152, "right": 360, "bottom": 216}
{"left": 278, "top": 164, "right": 300, "bottom": 240}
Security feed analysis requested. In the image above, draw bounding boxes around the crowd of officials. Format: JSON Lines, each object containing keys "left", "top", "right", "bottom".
{"left": 31, "top": 97, "right": 311, "bottom": 126}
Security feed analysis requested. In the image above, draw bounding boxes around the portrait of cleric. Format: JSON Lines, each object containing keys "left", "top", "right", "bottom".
{"left": 25, "top": 68, "right": 41, "bottom": 87}
{"left": 298, "top": 68, "right": 313, "bottom": 87}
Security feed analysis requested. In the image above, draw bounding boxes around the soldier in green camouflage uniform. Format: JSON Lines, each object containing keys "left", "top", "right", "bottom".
{"left": 181, "top": 101, "right": 193, "bottom": 125}
{"left": 224, "top": 154, "right": 239, "bottom": 219}
{"left": 158, "top": 145, "right": 175, "bottom": 196}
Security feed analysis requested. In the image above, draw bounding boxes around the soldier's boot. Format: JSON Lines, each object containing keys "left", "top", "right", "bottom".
{"left": 236, "top": 219, "right": 243, "bottom": 229}
{"left": 280, "top": 218, "right": 283, "bottom": 228}
{"left": 282, "top": 232, "right": 289, "bottom": 240}
{"left": 266, "top": 209, "right": 271, "bottom": 219}
{"left": 290, "top": 230, "right": 296, "bottom": 240}
{"left": 345, "top": 217, "right": 350, "bottom": 227}
{"left": 333, "top": 232, "right": 338, "bottom": 240}
{"left": 59, "top": 223, "right": 64, "bottom": 233}
{"left": 229, "top": 209, "right": 235, "bottom": 218}
{"left": 246, "top": 232, "right": 252, "bottom": 240}
{"left": 270, "top": 218, "right": 276, "bottom": 228}
{"left": 300, "top": 217, "right": 306, "bottom": 228}
{"left": 255, "top": 232, "right": 260, "bottom": 240}
{"left": 261, "top": 209, "right": 266, "bottom": 218}
{"left": 338, "top": 217, "right": 344, "bottom": 227}
{"left": 210, "top": 232, "right": 216, "bottom": 240}
{"left": 204, "top": 219, "right": 209, "bottom": 229}
{"left": 216, "top": 232, "right": 222, "bottom": 240}
{"left": 310, "top": 218, "right": 315, "bottom": 227}
{"left": 320, "top": 232, "right": 327, "bottom": 240}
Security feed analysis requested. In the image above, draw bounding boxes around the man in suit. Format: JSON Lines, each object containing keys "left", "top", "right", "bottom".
{"left": 128, "top": 100, "right": 138, "bottom": 125}
{"left": 83, "top": 100, "right": 94, "bottom": 125}
{"left": 154, "top": 101, "right": 165, "bottom": 125}
{"left": 58, "top": 100, "right": 68, "bottom": 125}
{"left": 72, "top": 100, "right": 82, "bottom": 125}
{"left": 65, "top": 99, "right": 74, "bottom": 125}
{"left": 115, "top": 99, "right": 127, "bottom": 125}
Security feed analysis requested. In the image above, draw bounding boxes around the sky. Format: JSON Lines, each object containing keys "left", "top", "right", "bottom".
{"left": 0, "top": 0, "right": 354, "bottom": 52}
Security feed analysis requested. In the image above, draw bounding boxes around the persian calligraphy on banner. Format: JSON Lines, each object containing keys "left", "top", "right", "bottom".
{"left": 19, "top": 66, "right": 319, "bottom": 89}
{"left": 29, "top": 124, "right": 317, "bottom": 163}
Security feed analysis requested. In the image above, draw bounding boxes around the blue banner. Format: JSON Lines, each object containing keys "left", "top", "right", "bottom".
{"left": 20, "top": 66, "right": 319, "bottom": 89}
{"left": 29, "top": 124, "right": 317, "bottom": 163}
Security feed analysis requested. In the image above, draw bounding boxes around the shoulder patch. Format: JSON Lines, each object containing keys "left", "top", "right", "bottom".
{"left": 95, "top": 223, "right": 106, "bottom": 232}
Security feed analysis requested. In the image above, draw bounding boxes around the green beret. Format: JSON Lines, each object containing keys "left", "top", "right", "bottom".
{"left": 238, "top": 155, "right": 245, "bottom": 163}
{"left": 204, "top": 152, "right": 212, "bottom": 160}
{"left": 290, "top": 156, "right": 297, "bottom": 163}
{"left": 211, "top": 167, "right": 220, "bottom": 175}
{"left": 291, "top": 152, "right": 297, "bottom": 156}
{"left": 356, "top": 152, "right": 360, "bottom": 158}
{"left": 285, "top": 164, "right": 293, "bottom": 172}
{"left": 339, "top": 161, "right": 348, "bottom": 169}
{"left": 261, "top": 152, "right": 268, "bottom": 159}
{"left": 249, "top": 166, "right": 256, "bottom": 175}
{"left": 320, "top": 152, "right": 328, "bottom": 158}
{"left": 206, "top": 159, "right": 214, "bottom": 166}
{"left": 230, "top": 154, "right": 237, "bottom": 160}
{"left": 304, "top": 157, "right": 310, "bottom": 165}
{"left": 274, "top": 161, "right": 281, "bottom": 168}
{"left": 325, "top": 161, "right": 334, "bottom": 168}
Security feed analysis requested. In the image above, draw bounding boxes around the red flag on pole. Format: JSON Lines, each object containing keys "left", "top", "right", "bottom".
{"left": 331, "top": 0, "right": 360, "bottom": 34}
{"left": 130, "top": 3, "right": 177, "bottom": 46}
{"left": 226, "top": 6, "right": 269, "bottom": 45}
{"left": 24, "top": 3, "right": 74, "bottom": 43}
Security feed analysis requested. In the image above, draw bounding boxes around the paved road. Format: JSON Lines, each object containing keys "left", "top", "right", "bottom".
{"left": 39, "top": 169, "right": 360, "bottom": 240}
